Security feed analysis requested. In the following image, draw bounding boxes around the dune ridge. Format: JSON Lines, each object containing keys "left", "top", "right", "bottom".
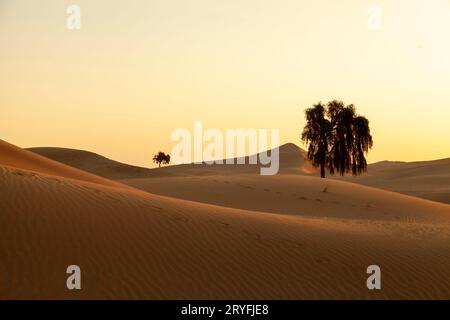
{"left": 0, "top": 139, "right": 128, "bottom": 189}
{"left": 27, "top": 146, "right": 155, "bottom": 180}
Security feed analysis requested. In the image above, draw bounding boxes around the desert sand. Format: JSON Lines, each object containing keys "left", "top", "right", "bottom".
{"left": 30, "top": 143, "right": 450, "bottom": 204}
{"left": 0, "top": 140, "right": 127, "bottom": 189}
{"left": 338, "top": 158, "right": 450, "bottom": 204}
{"left": 2, "top": 139, "right": 450, "bottom": 299}
{"left": 123, "top": 174, "right": 450, "bottom": 223}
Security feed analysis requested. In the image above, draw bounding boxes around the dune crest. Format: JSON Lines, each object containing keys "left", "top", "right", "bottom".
{"left": 0, "top": 140, "right": 128, "bottom": 189}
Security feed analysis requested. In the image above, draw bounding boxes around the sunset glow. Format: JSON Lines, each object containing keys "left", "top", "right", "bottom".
{"left": 1, "top": 0, "right": 449, "bottom": 167}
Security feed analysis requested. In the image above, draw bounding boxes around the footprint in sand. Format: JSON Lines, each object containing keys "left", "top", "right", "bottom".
{"left": 298, "top": 196, "right": 308, "bottom": 200}
{"left": 47, "top": 176, "right": 67, "bottom": 185}
{"left": 11, "top": 170, "right": 36, "bottom": 177}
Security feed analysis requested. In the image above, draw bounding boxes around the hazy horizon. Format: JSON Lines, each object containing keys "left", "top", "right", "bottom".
{"left": 1, "top": 0, "right": 450, "bottom": 167}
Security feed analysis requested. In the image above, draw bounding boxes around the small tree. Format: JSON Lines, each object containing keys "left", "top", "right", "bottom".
{"left": 153, "top": 152, "right": 171, "bottom": 168}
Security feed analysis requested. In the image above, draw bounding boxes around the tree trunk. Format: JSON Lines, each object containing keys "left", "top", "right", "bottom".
{"left": 320, "top": 163, "right": 325, "bottom": 178}
{"left": 159, "top": 163, "right": 161, "bottom": 168}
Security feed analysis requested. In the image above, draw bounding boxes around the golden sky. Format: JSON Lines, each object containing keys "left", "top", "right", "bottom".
{"left": 1, "top": 0, "right": 449, "bottom": 167}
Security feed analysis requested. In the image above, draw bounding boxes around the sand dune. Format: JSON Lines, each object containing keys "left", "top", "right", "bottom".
{"left": 338, "top": 158, "right": 450, "bottom": 204}
{"left": 2, "top": 140, "right": 450, "bottom": 299}
{"left": 0, "top": 140, "right": 127, "bottom": 189}
{"left": 28, "top": 143, "right": 450, "bottom": 203}
{"left": 123, "top": 174, "right": 450, "bottom": 224}
{"left": 28, "top": 142, "right": 308, "bottom": 177}
{"left": 27, "top": 146, "right": 155, "bottom": 180}
{"left": 2, "top": 164, "right": 450, "bottom": 299}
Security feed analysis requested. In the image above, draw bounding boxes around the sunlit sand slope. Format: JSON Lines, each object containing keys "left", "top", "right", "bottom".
{"left": 1, "top": 165, "right": 450, "bottom": 299}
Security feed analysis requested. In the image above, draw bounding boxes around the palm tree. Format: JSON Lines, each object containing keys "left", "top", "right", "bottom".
{"left": 301, "top": 102, "right": 331, "bottom": 178}
{"left": 301, "top": 100, "right": 373, "bottom": 178}
{"left": 153, "top": 152, "right": 171, "bottom": 168}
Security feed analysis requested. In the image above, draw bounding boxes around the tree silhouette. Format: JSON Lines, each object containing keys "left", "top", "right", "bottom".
{"left": 153, "top": 151, "right": 171, "bottom": 168}
{"left": 301, "top": 102, "right": 331, "bottom": 178}
{"left": 301, "top": 100, "right": 373, "bottom": 178}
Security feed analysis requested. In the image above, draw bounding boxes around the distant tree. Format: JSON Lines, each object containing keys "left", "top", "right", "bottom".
{"left": 153, "top": 152, "right": 171, "bottom": 168}
{"left": 301, "top": 100, "right": 373, "bottom": 178}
